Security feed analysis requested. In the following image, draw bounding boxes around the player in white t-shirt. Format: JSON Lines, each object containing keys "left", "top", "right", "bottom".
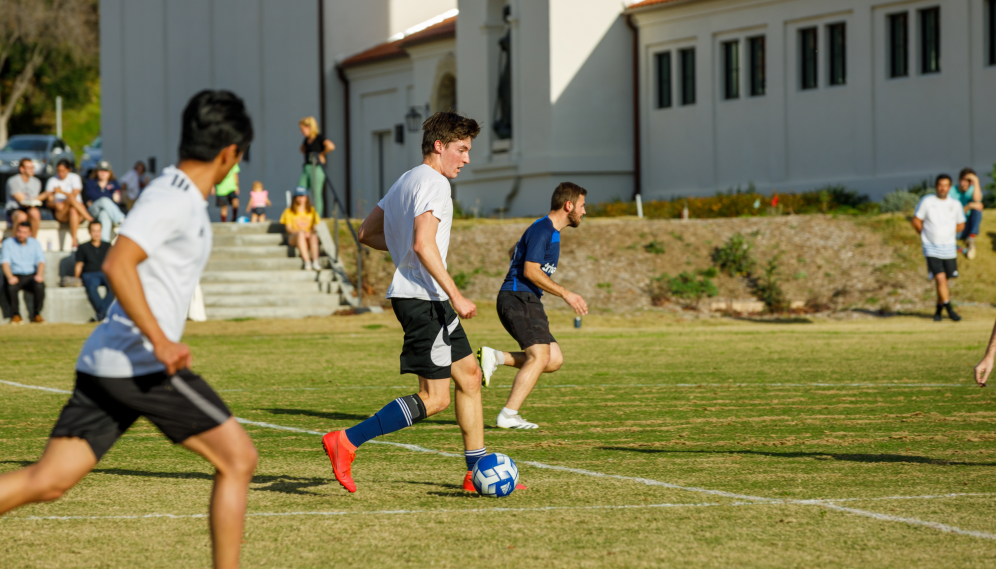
{"left": 0, "top": 91, "right": 257, "bottom": 569}
{"left": 322, "top": 112, "right": 505, "bottom": 494}
{"left": 44, "top": 160, "right": 94, "bottom": 249}
{"left": 913, "top": 174, "right": 967, "bottom": 322}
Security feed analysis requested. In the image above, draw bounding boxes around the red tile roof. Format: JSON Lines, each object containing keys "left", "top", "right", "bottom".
{"left": 627, "top": 0, "right": 699, "bottom": 11}
{"left": 340, "top": 16, "right": 457, "bottom": 69}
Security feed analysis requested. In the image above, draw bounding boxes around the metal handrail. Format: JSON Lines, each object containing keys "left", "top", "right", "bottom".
{"left": 314, "top": 157, "right": 362, "bottom": 306}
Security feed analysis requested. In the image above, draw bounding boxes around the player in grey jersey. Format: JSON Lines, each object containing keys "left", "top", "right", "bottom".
{"left": 0, "top": 91, "right": 257, "bottom": 569}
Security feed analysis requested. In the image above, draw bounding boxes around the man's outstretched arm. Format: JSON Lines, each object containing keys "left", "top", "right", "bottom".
{"left": 412, "top": 211, "right": 476, "bottom": 319}
{"left": 975, "top": 318, "right": 996, "bottom": 387}
{"left": 523, "top": 262, "right": 587, "bottom": 315}
{"left": 358, "top": 206, "right": 388, "bottom": 251}
{"left": 102, "top": 236, "right": 191, "bottom": 374}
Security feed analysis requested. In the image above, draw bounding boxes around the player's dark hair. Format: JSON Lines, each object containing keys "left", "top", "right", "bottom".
{"left": 56, "top": 159, "right": 72, "bottom": 170}
{"left": 936, "top": 174, "right": 952, "bottom": 186}
{"left": 421, "top": 111, "right": 480, "bottom": 157}
{"left": 89, "top": 220, "right": 101, "bottom": 228}
{"left": 178, "top": 90, "right": 254, "bottom": 162}
{"left": 551, "top": 182, "right": 587, "bottom": 211}
{"left": 17, "top": 222, "right": 31, "bottom": 230}
{"left": 18, "top": 157, "right": 33, "bottom": 168}
{"left": 958, "top": 167, "right": 976, "bottom": 181}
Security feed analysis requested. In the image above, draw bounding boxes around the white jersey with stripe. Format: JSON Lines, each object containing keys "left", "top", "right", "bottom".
{"left": 76, "top": 166, "right": 213, "bottom": 378}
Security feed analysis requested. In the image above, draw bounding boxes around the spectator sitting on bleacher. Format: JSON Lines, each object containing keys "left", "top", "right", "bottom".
{"left": 119, "top": 160, "right": 149, "bottom": 211}
{"left": 74, "top": 220, "right": 113, "bottom": 322}
{"left": 83, "top": 161, "right": 124, "bottom": 243}
{"left": 280, "top": 188, "right": 321, "bottom": 271}
{"left": 5, "top": 158, "right": 50, "bottom": 238}
{"left": 44, "top": 159, "right": 94, "bottom": 250}
{"left": 1, "top": 222, "right": 45, "bottom": 324}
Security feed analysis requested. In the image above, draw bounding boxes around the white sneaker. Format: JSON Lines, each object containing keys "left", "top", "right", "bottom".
{"left": 302, "top": 262, "right": 311, "bottom": 271}
{"left": 477, "top": 346, "right": 498, "bottom": 387}
{"left": 312, "top": 260, "right": 322, "bottom": 271}
{"left": 496, "top": 410, "right": 538, "bottom": 430}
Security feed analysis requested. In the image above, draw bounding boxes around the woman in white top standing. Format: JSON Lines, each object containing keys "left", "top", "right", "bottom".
{"left": 44, "top": 159, "right": 95, "bottom": 250}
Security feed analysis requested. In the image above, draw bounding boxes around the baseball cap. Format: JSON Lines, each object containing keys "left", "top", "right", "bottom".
{"left": 293, "top": 186, "right": 309, "bottom": 196}
{"left": 96, "top": 160, "right": 112, "bottom": 171}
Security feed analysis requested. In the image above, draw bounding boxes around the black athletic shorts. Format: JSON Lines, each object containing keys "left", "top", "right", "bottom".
{"left": 496, "top": 290, "right": 556, "bottom": 350}
{"left": 51, "top": 370, "right": 231, "bottom": 460}
{"left": 926, "top": 257, "right": 959, "bottom": 280}
{"left": 391, "top": 298, "right": 473, "bottom": 379}
{"left": 215, "top": 193, "right": 237, "bottom": 207}
{"left": 251, "top": 207, "right": 265, "bottom": 216}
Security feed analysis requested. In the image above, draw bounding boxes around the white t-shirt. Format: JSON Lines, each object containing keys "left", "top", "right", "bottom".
{"left": 378, "top": 164, "right": 453, "bottom": 301}
{"left": 914, "top": 194, "right": 966, "bottom": 259}
{"left": 76, "top": 166, "right": 213, "bottom": 378}
{"left": 45, "top": 172, "right": 83, "bottom": 203}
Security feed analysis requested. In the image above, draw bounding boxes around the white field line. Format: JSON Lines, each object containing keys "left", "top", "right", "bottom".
{"left": 11, "top": 494, "right": 996, "bottom": 524}
{"left": 7, "top": 501, "right": 732, "bottom": 522}
{"left": 4, "top": 380, "right": 994, "bottom": 539}
{"left": 0, "top": 380, "right": 71, "bottom": 394}
{"left": 214, "top": 382, "right": 967, "bottom": 392}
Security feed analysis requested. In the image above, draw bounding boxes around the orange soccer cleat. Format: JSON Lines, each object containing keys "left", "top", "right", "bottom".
{"left": 322, "top": 431, "right": 357, "bottom": 493}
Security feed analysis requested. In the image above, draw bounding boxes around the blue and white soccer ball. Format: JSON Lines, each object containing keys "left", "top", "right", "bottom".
{"left": 472, "top": 452, "right": 519, "bottom": 498}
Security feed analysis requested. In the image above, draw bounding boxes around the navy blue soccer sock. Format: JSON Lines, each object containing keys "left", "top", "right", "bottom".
{"left": 465, "top": 448, "right": 486, "bottom": 472}
{"left": 344, "top": 394, "right": 427, "bottom": 448}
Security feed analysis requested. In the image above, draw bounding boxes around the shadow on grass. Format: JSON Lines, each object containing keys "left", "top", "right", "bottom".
{"left": 849, "top": 309, "right": 937, "bottom": 319}
{"left": 261, "top": 408, "right": 460, "bottom": 426}
{"left": 90, "top": 468, "right": 331, "bottom": 495}
{"left": 731, "top": 316, "right": 813, "bottom": 324}
{"left": 598, "top": 447, "right": 996, "bottom": 466}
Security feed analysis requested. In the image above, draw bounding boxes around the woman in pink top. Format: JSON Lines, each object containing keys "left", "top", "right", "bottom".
{"left": 245, "top": 181, "right": 271, "bottom": 222}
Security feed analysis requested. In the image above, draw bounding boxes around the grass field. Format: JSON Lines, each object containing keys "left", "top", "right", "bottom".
{"left": 2, "top": 308, "right": 996, "bottom": 568}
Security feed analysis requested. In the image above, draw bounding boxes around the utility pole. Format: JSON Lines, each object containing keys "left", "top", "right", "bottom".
{"left": 56, "top": 96, "right": 62, "bottom": 138}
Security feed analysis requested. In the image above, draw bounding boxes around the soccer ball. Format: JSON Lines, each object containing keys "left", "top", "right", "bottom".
{"left": 472, "top": 453, "right": 519, "bottom": 498}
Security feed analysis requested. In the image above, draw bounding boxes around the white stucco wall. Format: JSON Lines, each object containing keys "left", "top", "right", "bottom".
{"left": 455, "top": 0, "right": 634, "bottom": 217}
{"left": 101, "top": 0, "right": 456, "bottom": 220}
{"left": 634, "top": 0, "right": 996, "bottom": 200}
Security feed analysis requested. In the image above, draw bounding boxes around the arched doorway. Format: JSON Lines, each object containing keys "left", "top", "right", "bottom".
{"left": 435, "top": 73, "right": 456, "bottom": 113}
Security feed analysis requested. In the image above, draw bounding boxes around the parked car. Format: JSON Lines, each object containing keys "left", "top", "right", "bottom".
{"left": 0, "top": 134, "right": 76, "bottom": 178}
{"left": 79, "top": 135, "right": 101, "bottom": 178}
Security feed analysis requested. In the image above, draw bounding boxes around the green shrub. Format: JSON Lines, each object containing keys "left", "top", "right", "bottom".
{"left": 650, "top": 269, "right": 718, "bottom": 307}
{"left": 644, "top": 240, "right": 666, "bottom": 254}
{"left": 451, "top": 271, "right": 471, "bottom": 290}
{"left": 751, "top": 255, "right": 788, "bottom": 313}
{"left": 712, "top": 233, "right": 756, "bottom": 276}
{"left": 880, "top": 190, "right": 922, "bottom": 213}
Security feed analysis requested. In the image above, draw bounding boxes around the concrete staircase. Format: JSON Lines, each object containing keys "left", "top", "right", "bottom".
{"left": 203, "top": 222, "right": 351, "bottom": 320}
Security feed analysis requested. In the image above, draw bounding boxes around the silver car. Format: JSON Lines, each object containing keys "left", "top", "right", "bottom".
{"left": 79, "top": 135, "right": 101, "bottom": 178}
{"left": 0, "top": 134, "right": 76, "bottom": 178}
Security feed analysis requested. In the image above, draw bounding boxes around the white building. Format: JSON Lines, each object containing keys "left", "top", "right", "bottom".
{"left": 99, "top": 0, "right": 456, "bottom": 219}
{"left": 102, "top": 0, "right": 996, "bottom": 218}
{"left": 630, "top": 0, "right": 996, "bottom": 199}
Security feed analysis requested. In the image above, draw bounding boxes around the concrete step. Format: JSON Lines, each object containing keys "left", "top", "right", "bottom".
{"left": 205, "top": 305, "right": 344, "bottom": 320}
{"left": 210, "top": 246, "right": 293, "bottom": 259}
{"left": 204, "top": 257, "right": 318, "bottom": 271}
{"left": 200, "top": 269, "right": 335, "bottom": 283}
{"left": 202, "top": 293, "right": 343, "bottom": 308}
{"left": 211, "top": 222, "right": 284, "bottom": 234}
{"left": 212, "top": 233, "right": 285, "bottom": 247}
{"left": 199, "top": 281, "right": 338, "bottom": 296}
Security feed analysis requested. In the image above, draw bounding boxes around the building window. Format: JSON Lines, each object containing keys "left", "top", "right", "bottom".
{"left": 800, "top": 27, "right": 818, "bottom": 89}
{"left": 989, "top": 0, "right": 996, "bottom": 65}
{"left": 749, "top": 36, "right": 766, "bottom": 96}
{"left": 655, "top": 52, "right": 672, "bottom": 109}
{"left": 680, "top": 48, "right": 696, "bottom": 105}
{"left": 828, "top": 23, "right": 846, "bottom": 85}
{"left": 920, "top": 7, "right": 940, "bottom": 74}
{"left": 722, "top": 40, "right": 740, "bottom": 100}
{"left": 889, "top": 13, "right": 909, "bottom": 78}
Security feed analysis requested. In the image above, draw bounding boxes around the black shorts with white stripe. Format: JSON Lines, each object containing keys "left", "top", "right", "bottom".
{"left": 51, "top": 370, "right": 231, "bottom": 460}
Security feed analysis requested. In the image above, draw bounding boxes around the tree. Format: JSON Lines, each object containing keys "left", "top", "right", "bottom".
{"left": 0, "top": 0, "right": 97, "bottom": 147}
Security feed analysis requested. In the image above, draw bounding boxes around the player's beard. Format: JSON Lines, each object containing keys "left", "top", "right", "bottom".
{"left": 567, "top": 207, "right": 583, "bottom": 227}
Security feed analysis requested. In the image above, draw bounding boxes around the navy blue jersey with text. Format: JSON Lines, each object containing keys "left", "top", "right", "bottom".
{"left": 500, "top": 216, "right": 560, "bottom": 297}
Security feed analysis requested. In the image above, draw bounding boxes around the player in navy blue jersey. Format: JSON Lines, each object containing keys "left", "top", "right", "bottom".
{"left": 477, "top": 182, "right": 589, "bottom": 429}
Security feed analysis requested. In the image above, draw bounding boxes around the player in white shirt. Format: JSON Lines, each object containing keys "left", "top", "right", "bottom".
{"left": 913, "top": 174, "right": 966, "bottom": 322}
{"left": 44, "top": 159, "right": 94, "bottom": 249}
{"left": 0, "top": 91, "right": 257, "bottom": 569}
{"left": 322, "top": 112, "right": 501, "bottom": 494}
